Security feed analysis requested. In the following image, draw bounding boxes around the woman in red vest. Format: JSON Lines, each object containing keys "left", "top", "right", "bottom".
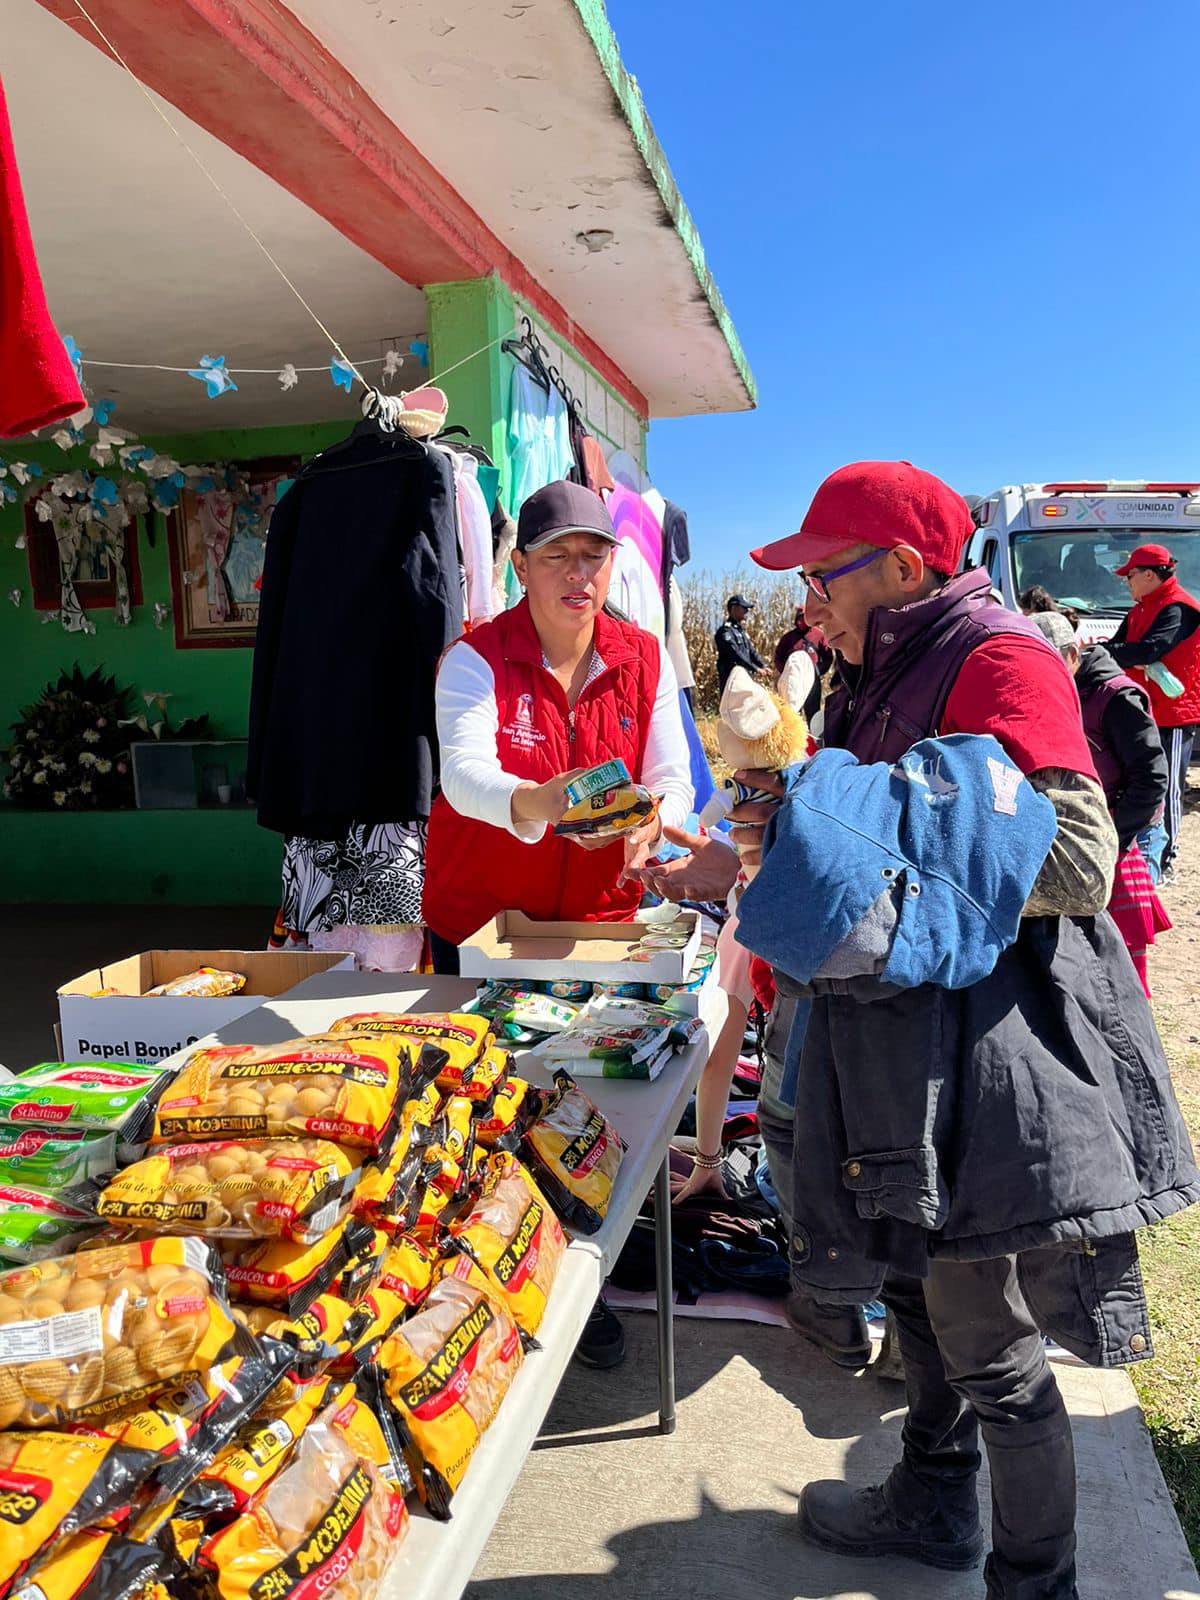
{"left": 423, "top": 479, "right": 693, "bottom": 965}
{"left": 1109, "top": 543, "right": 1200, "bottom": 878}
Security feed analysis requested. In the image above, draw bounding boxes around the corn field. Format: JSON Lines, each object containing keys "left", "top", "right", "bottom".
{"left": 680, "top": 570, "right": 805, "bottom": 717}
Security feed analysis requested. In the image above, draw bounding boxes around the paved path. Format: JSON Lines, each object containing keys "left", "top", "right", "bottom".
{"left": 467, "top": 1315, "right": 1199, "bottom": 1600}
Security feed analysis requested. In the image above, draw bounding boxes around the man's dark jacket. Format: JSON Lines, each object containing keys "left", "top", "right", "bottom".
{"left": 757, "top": 570, "right": 1199, "bottom": 1366}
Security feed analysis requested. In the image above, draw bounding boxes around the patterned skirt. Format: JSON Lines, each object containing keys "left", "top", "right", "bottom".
{"left": 277, "top": 820, "right": 427, "bottom": 933}
{"left": 1108, "top": 841, "right": 1172, "bottom": 996}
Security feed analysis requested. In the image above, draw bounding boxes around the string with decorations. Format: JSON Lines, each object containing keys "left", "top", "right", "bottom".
{"left": 0, "top": 336, "right": 435, "bottom": 635}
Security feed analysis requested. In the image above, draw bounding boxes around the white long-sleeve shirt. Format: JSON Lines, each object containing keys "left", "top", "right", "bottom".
{"left": 436, "top": 636, "right": 694, "bottom": 844}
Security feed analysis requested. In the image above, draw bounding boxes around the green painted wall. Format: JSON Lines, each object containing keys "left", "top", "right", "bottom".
{"left": 2, "top": 809, "right": 280, "bottom": 905}
{"left": 0, "top": 418, "right": 349, "bottom": 748}
{"left": 426, "top": 276, "right": 514, "bottom": 508}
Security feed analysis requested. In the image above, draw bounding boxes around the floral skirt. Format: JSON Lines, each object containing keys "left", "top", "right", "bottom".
{"left": 272, "top": 821, "right": 428, "bottom": 973}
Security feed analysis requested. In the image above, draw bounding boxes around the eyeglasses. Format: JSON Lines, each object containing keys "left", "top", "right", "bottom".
{"left": 799, "top": 547, "right": 888, "bottom": 604}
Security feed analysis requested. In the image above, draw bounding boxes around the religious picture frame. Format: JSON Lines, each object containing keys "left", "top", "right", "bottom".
{"left": 167, "top": 455, "right": 298, "bottom": 648}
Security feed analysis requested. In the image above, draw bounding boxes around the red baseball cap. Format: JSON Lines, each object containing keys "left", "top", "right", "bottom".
{"left": 751, "top": 461, "right": 974, "bottom": 575}
{"left": 1114, "top": 543, "right": 1174, "bottom": 577}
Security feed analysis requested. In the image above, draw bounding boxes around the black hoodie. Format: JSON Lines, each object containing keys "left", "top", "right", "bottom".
{"left": 1075, "top": 644, "right": 1167, "bottom": 849}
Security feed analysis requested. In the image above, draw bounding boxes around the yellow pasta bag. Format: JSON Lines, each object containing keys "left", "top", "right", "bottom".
{"left": 440, "top": 1095, "right": 476, "bottom": 1164}
{"left": 375, "top": 1236, "right": 434, "bottom": 1311}
{"left": 377, "top": 1263, "right": 522, "bottom": 1518}
{"left": 151, "top": 1034, "right": 427, "bottom": 1155}
{"left": 325, "top": 1371, "right": 412, "bottom": 1502}
{"left": 145, "top": 967, "right": 246, "bottom": 999}
{"left": 328, "top": 1013, "right": 498, "bottom": 1099}
{"left": 475, "top": 1074, "right": 530, "bottom": 1149}
{"left": 97, "top": 1139, "right": 359, "bottom": 1243}
{"left": 198, "top": 1412, "right": 406, "bottom": 1600}
{"left": 182, "top": 1376, "right": 330, "bottom": 1519}
{"left": 0, "top": 1432, "right": 159, "bottom": 1593}
{"left": 222, "top": 1220, "right": 376, "bottom": 1317}
{"left": 448, "top": 1152, "right": 565, "bottom": 1337}
{"left": 85, "top": 1333, "right": 282, "bottom": 1467}
{"left": 9, "top": 1529, "right": 162, "bottom": 1600}
{"left": 349, "top": 1137, "right": 425, "bottom": 1235}
{"left": 0, "top": 1239, "right": 243, "bottom": 1428}
{"left": 522, "top": 1070, "right": 624, "bottom": 1235}
{"left": 331, "top": 1286, "right": 409, "bottom": 1377}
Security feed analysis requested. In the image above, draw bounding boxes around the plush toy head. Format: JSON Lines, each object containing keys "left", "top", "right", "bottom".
{"left": 716, "top": 657, "right": 815, "bottom": 772}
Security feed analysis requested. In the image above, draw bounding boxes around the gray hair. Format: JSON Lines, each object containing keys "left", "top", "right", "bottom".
{"left": 1031, "top": 611, "right": 1078, "bottom": 658}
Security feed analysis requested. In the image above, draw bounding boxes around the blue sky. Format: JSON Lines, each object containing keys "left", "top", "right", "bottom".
{"left": 605, "top": 0, "right": 1200, "bottom": 572}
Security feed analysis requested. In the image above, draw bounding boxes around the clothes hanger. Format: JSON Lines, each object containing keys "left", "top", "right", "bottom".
{"left": 501, "top": 316, "right": 552, "bottom": 393}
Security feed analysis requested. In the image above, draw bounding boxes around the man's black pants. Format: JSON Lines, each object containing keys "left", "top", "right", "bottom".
{"left": 883, "top": 1257, "right": 1078, "bottom": 1600}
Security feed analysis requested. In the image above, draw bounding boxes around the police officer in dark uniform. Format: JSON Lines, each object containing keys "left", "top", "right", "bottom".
{"left": 714, "top": 593, "right": 766, "bottom": 691}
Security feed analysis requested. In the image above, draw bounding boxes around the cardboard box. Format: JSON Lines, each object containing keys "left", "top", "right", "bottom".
{"left": 457, "top": 911, "right": 702, "bottom": 987}
{"left": 57, "top": 949, "right": 354, "bottom": 1066}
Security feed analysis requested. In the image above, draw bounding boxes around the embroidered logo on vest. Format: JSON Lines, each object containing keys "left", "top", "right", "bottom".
{"left": 503, "top": 692, "right": 545, "bottom": 752}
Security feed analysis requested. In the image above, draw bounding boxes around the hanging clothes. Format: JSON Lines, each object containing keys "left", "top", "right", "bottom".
{"left": 440, "top": 447, "right": 495, "bottom": 629}
{"left": 607, "top": 482, "right": 666, "bottom": 638}
{"left": 662, "top": 499, "right": 691, "bottom": 589}
{"left": 506, "top": 366, "right": 574, "bottom": 511}
{"left": 247, "top": 427, "right": 462, "bottom": 839}
{"left": 0, "top": 71, "right": 83, "bottom": 436}
{"left": 582, "top": 435, "right": 615, "bottom": 496}
{"left": 665, "top": 575, "right": 695, "bottom": 699}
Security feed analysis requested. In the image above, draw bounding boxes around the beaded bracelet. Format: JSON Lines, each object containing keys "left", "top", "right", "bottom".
{"left": 690, "top": 1149, "right": 723, "bottom": 1170}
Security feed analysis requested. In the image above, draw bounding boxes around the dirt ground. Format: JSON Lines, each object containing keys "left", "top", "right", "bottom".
{"left": 1128, "top": 770, "right": 1200, "bottom": 1557}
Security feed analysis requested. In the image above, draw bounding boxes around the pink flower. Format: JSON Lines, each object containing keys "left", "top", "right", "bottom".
{"left": 95, "top": 717, "right": 107, "bottom": 728}
{"left": 116, "top": 762, "right": 127, "bottom": 775}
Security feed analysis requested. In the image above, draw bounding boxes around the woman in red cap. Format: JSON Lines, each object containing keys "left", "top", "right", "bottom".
{"left": 1108, "top": 543, "right": 1200, "bottom": 878}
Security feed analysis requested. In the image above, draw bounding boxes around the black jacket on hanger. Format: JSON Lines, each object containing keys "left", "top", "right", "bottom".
{"left": 247, "top": 428, "right": 462, "bottom": 839}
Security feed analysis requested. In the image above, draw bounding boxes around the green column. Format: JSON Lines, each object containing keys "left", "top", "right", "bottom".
{"left": 425, "top": 275, "right": 514, "bottom": 504}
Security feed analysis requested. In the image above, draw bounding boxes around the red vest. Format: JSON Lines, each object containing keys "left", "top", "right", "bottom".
{"left": 1122, "top": 575, "right": 1200, "bottom": 728}
{"left": 423, "top": 601, "right": 662, "bottom": 945}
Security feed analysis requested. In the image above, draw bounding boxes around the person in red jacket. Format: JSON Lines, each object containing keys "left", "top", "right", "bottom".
{"left": 424, "top": 481, "right": 693, "bottom": 1371}
{"left": 424, "top": 480, "right": 692, "bottom": 960}
{"left": 1107, "top": 544, "right": 1200, "bottom": 878}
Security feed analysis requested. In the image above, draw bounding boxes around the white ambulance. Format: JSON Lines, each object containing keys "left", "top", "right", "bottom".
{"left": 962, "top": 482, "right": 1200, "bottom": 644}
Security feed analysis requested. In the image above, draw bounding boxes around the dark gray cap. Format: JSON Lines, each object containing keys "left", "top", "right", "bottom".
{"left": 516, "top": 480, "right": 618, "bottom": 553}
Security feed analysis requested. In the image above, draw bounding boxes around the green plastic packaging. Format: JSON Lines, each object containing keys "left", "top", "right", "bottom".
{"left": 0, "top": 1184, "right": 102, "bottom": 1262}
{"left": 0, "top": 1061, "right": 170, "bottom": 1137}
{"left": 0, "top": 1127, "right": 119, "bottom": 1191}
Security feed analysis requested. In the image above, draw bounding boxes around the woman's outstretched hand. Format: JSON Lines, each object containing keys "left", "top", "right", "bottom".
{"left": 510, "top": 768, "right": 587, "bottom": 833}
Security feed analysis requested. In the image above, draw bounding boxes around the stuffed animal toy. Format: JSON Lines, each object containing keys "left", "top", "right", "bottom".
{"left": 699, "top": 655, "right": 818, "bottom": 879}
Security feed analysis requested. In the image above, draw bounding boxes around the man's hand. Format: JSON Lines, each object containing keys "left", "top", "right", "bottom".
{"left": 618, "top": 814, "right": 664, "bottom": 886}
{"left": 728, "top": 768, "right": 786, "bottom": 875}
{"left": 636, "top": 825, "right": 739, "bottom": 903}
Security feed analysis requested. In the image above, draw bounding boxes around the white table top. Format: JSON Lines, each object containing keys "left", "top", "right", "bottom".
{"left": 187, "top": 968, "right": 728, "bottom": 1600}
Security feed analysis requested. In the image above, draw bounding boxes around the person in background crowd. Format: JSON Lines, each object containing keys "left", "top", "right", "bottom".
{"left": 423, "top": 479, "right": 693, "bottom": 1373}
{"left": 1018, "top": 584, "right": 1059, "bottom": 615}
{"left": 1032, "top": 610, "right": 1170, "bottom": 995}
{"left": 1107, "top": 544, "right": 1200, "bottom": 879}
{"left": 714, "top": 594, "right": 767, "bottom": 691}
{"left": 774, "top": 605, "right": 834, "bottom": 679}
{"left": 639, "top": 461, "right": 1199, "bottom": 1600}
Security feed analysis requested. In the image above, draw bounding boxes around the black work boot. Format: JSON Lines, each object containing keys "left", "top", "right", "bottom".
{"left": 785, "top": 1292, "right": 871, "bottom": 1370}
{"left": 798, "top": 1471, "right": 985, "bottom": 1571}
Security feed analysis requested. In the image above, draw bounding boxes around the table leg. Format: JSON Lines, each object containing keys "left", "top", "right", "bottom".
{"left": 655, "top": 1152, "right": 676, "bottom": 1435}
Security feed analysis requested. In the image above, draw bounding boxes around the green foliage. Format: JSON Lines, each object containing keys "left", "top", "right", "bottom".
{"left": 681, "top": 570, "right": 804, "bottom": 716}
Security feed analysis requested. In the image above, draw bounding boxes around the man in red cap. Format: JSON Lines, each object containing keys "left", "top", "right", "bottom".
{"left": 1107, "top": 543, "right": 1200, "bottom": 878}
{"left": 640, "top": 462, "right": 1198, "bottom": 1600}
